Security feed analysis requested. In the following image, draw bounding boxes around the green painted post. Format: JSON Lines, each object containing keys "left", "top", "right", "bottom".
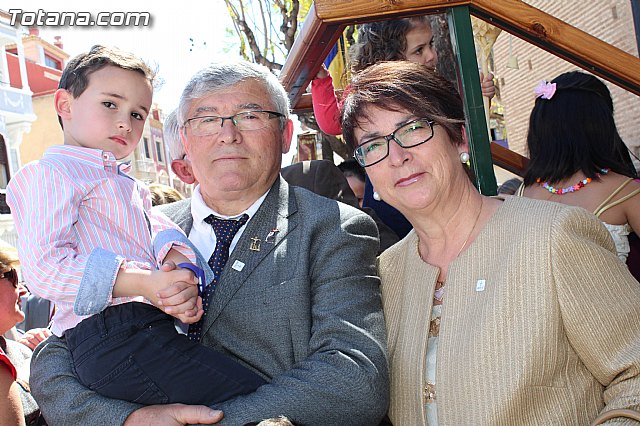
{"left": 447, "top": 6, "right": 497, "bottom": 195}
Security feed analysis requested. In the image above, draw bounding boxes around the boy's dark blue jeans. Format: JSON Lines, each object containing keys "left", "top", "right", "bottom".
{"left": 65, "top": 302, "right": 266, "bottom": 405}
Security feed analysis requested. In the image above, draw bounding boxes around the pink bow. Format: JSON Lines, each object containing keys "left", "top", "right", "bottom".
{"left": 533, "top": 80, "right": 556, "bottom": 100}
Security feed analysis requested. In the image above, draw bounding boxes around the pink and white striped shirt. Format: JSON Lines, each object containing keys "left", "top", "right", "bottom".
{"left": 7, "top": 146, "right": 196, "bottom": 336}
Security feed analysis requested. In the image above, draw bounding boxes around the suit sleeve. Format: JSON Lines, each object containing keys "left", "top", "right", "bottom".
{"left": 30, "top": 335, "right": 139, "bottom": 425}
{"left": 214, "top": 206, "right": 389, "bottom": 426}
{"left": 551, "top": 207, "right": 640, "bottom": 418}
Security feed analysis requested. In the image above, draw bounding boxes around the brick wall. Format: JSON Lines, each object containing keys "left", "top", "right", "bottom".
{"left": 490, "top": 0, "right": 640, "bottom": 168}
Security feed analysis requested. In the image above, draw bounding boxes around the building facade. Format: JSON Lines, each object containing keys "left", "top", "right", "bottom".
{"left": 490, "top": 0, "right": 639, "bottom": 170}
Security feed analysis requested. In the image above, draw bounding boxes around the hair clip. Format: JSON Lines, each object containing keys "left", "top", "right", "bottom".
{"left": 533, "top": 80, "right": 557, "bottom": 100}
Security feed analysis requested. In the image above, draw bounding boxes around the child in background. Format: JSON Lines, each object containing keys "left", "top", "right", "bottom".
{"left": 312, "top": 17, "right": 496, "bottom": 237}
{"left": 312, "top": 16, "right": 495, "bottom": 137}
{"left": 517, "top": 71, "right": 640, "bottom": 278}
{"left": 7, "top": 45, "right": 264, "bottom": 406}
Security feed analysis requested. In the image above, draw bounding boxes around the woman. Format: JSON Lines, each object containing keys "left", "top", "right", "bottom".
{"left": 341, "top": 61, "right": 640, "bottom": 425}
{"left": 0, "top": 248, "right": 45, "bottom": 426}
{"left": 518, "top": 71, "right": 640, "bottom": 270}
{"left": 312, "top": 16, "right": 495, "bottom": 238}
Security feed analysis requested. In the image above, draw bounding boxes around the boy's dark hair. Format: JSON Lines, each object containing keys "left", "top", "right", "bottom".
{"left": 57, "top": 45, "right": 155, "bottom": 127}
{"left": 524, "top": 71, "right": 637, "bottom": 186}
{"left": 351, "top": 16, "right": 431, "bottom": 74}
{"left": 338, "top": 158, "right": 366, "bottom": 182}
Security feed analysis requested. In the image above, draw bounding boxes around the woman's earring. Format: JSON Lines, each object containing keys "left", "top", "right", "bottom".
{"left": 373, "top": 191, "right": 381, "bottom": 201}
{"left": 459, "top": 152, "right": 470, "bottom": 163}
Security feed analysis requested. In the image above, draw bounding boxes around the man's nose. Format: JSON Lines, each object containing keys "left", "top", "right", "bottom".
{"left": 217, "top": 118, "right": 240, "bottom": 143}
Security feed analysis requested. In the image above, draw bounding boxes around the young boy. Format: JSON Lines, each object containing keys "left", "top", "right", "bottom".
{"left": 7, "top": 45, "right": 264, "bottom": 405}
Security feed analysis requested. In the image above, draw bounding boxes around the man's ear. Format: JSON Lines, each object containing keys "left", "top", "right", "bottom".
{"left": 171, "top": 159, "right": 196, "bottom": 185}
{"left": 54, "top": 89, "right": 73, "bottom": 120}
{"left": 281, "top": 119, "right": 294, "bottom": 154}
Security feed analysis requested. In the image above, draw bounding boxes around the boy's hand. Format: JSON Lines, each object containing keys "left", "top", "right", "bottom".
{"left": 154, "top": 262, "right": 204, "bottom": 323}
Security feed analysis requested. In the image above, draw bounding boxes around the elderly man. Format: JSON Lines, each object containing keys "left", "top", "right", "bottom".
{"left": 30, "top": 60, "right": 389, "bottom": 425}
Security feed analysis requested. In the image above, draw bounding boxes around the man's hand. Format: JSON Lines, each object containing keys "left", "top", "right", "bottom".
{"left": 17, "top": 328, "right": 52, "bottom": 350}
{"left": 123, "top": 404, "right": 223, "bottom": 426}
{"left": 155, "top": 261, "right": 204, "bottom": 323}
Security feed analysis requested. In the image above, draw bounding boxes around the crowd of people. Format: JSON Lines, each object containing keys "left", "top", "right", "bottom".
{"left": 1, "top": 14, "right": 639, "bottom": 426}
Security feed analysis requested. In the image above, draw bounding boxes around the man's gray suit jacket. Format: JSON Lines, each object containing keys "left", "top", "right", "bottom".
{"left": 30, "top": 176, "right": 389, "bottom": 425}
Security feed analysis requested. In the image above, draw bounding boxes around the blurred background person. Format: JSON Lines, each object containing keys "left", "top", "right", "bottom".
{"left": 0, "top": 247, "right": 45, "bottom": 425}
{"left": 149, "top": 183, "right": 185, "bottom": 206}
{"left": 337, "top": 158, "right": 366, "bottom": 207}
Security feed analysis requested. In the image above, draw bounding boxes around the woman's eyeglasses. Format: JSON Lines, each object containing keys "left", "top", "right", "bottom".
{"left": 1, "top": 268, "right": 18, "bottom": 287}
{"left": 354, "top": 119, "right": 435, "bottom": 167}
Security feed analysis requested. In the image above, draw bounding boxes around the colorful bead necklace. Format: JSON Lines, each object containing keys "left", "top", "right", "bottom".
{"left": 537, "top": 169, "right": 609, "bottom": 195}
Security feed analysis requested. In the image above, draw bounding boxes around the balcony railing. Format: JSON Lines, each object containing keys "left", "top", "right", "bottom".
{"left": 0, "top": 86, "right": 33, "bottom": 116}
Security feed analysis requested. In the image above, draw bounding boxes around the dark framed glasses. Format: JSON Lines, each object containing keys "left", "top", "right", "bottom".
{"left": 1, "top": 268, "right": 18, "bottom": 287}
{"left": 354, "top": 119, "right": 435, "bottom": 167}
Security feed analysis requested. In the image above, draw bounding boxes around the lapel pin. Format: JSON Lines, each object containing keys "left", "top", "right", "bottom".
{"left": 265, "top": 228, "right": 279, "bottom": 243}
{"left": 249, "top": 237, "right": 261, "bottom": 252}
{"left": 475, "top": 279, "right": 486, "bottom": 292}
{"left": 232, "top": 260, "right": 245, "bottom": 271}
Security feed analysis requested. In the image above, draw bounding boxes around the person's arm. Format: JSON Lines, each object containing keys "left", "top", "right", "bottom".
{"left": 0, "top": 366, "right": 24, "bottom": 426}
{"left": 6, "top": 164, "right": 156, "bottom": 316}
{"left": 145, "top": 192, "right": 197, "bottom": 266}
{"left": 311, "top": 71, "right": 345, "bottom": 136}
{"left": 551, "top": 207, "right": 640, "bottom": 417}
{"left": 214, "top": 206, "right": 389, "bottom": 425}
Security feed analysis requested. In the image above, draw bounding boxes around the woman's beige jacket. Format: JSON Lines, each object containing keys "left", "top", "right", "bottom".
{"left": 378, "top": 197, "right": 640, "bottom": 425}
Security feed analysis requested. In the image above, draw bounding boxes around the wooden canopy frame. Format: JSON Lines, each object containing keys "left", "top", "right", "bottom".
{"left": 279, "top": 0, "right": 640, "bottom": 190}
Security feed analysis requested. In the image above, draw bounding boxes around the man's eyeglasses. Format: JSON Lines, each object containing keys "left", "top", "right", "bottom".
{"left": 1, "top": 268, "right": 18, "bottom": 287}
{"left": 354, "top": 119, "right": 435, "bottom": 167}
{"left": 184, "top": 110, "right": 285, "bottom": 137}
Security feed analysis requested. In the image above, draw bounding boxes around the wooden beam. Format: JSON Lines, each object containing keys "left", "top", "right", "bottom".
{"left": 470, "top": 0, "right": 640, "bottom": 95}
{"left": 305, "top": 0, "right": 640, "bottom": 95}
{"left": 279, "top": 4, "right": 345, "bottom": 109}
{"left": 314, "top": 0, "right": 470, "bottom": 23}
{"left": 490, "top": 142, "right": 529, "bottom": 177}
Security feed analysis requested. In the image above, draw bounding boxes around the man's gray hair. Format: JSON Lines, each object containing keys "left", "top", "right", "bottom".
{"left": 177, "top": 60, "right": 290, "bottom": 127}
{"left": 163, "top": 109, "right": 185, "bottom": 162}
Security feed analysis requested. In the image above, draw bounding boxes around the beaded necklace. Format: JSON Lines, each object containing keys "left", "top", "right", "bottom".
{"left": 537, "top": 169, "right": 609, "bottom": 195}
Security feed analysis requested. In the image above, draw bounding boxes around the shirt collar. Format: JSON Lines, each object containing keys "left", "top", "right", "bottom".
{"left": 190, "top": 184, "right": 269, "bottom": 226}
{"left": 44, "top": 145, "right": 130, "bottom": 173}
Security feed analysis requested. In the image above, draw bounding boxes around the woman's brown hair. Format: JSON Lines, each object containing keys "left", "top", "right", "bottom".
{"left": 341, "top": 61, "right": 465, "bottom": 150}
